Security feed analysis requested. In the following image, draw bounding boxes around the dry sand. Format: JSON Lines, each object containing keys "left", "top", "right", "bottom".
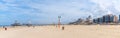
{"left": 0, "top": 25, "right": 120, "bottom": 38}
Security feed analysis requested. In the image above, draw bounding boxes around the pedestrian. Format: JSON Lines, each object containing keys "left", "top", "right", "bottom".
{"left": 5, "top": 27, "right": 7, "bottom": 30}
{"left": 62, "top": 26, "right": 64, "bottom": 30}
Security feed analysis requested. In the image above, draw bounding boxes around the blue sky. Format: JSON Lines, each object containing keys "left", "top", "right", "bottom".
{"left": 0, "top": 0, "right": 120, "bottom": 25}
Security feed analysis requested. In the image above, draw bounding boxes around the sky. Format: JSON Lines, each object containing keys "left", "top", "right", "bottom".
{"left": 0, "top": 0, "right": 120, "bottom": 25}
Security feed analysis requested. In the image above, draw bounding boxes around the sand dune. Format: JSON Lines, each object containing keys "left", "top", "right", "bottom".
{"left": 0, "top": 25, "right": 120, "bottom": 38}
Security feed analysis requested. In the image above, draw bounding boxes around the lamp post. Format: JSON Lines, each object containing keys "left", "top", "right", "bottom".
{"left": 58, "top": 16, "right": 61, "bottom": 28}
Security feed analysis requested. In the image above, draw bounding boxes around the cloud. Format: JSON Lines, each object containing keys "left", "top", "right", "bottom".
{"left": 91, "top": 0, "right": 120, "bottom": 14}
{"left": 0, "top": 0, "right": 120, "bottom": 25}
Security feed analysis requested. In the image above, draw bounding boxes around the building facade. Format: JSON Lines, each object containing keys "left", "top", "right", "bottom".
{"left": 93, "top": 14, "right": 117, "bottom": 24}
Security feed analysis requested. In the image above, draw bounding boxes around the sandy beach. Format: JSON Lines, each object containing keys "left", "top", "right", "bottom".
{"left": 0, "top": 25, "right": 120, "bottom": 38}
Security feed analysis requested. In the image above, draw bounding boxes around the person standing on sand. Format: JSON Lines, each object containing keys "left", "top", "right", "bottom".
{"left": 5, "top": 27, "right": 7, "bottom": 30}
{"left": 62, "top": 26, "right": 65, "bottom": 30}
